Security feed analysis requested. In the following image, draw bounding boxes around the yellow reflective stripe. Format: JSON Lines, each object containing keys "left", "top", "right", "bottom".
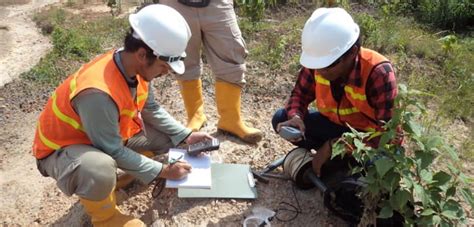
{"left": 37, "top": 122, "right": 61, "bottom": 150}
{"left": 344, "top": 86, "right": 366, "bottom": 101}
{"left": 120, "top": 109, "right": 136, "bottom": 118}
{"left": 137, "top": 93, "right": 147, "bottom": 103}
{"left": 319, "top": 107, "right": 360, "bottom": 115}
{"left": 69, "top": 73, "right": 79, "bottom": 100}
{"left": 315, "top": 76, "right": 330, "bottom": 85}
{"left": 52, "top": 92, "right": 84, "bottom": 131}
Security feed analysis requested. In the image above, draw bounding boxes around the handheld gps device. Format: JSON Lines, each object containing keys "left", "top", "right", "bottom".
{"left": 279, "top": 126, "right": 302, "bottom": 140}
{"left": 187, "top": 138, "right": 220, "bottom": 156}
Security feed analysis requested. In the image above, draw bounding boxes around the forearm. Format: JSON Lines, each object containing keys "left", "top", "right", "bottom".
{"left": 142, "top": 87, "right": 191, "bottom": 145}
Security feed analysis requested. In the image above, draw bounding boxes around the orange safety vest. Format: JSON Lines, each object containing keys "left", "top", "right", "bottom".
{"left": 32, "top": 50, "right": 149, "bottom": 159}
{"left": 314, "top": 48, "right": 389, "bottom": 133}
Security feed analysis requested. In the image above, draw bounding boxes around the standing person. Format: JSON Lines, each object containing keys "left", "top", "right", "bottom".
{"left": 33, "top": 5, "right": 213, "bottom": 226}
{"left": 161, "top": 0, "right": 263, "bottom": 144}
{"left": 272, "top": 8, "right": 398, "bottom": 177}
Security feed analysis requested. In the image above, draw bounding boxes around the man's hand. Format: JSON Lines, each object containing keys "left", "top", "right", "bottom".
{"left": 158, "top": 161, "right": 192, "bottom": 180}
{"left": 277, "top": 115, "right": 305, "bottom": 142}
{"left": 185, "top": 131, "right": 214, "bottom": 145}
{"left": 311, "top": 139, "right": 333, "bottom": 177}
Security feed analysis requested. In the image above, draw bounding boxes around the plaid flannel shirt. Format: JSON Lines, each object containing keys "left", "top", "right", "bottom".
{"left": 286, "top": 53, "right": 398, "bottom": 126}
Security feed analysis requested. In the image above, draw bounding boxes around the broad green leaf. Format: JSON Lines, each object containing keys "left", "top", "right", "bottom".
{"left": 444, "top": 145, "right": 459, "bottom": 162}
{"left": 446, "top": 187, "right": 456, "bottom": 197}
{"left": 429, "top": 189, "right": 442, "bottom": 205}
{"left": 460, "top": 188, "right": 474, "bottom": 209}
{"left": 420, "top": 208, "right": 435, "bottom": 216}
{"left": 420, "top": 169, "right": 433, "bottom": 183}
{"left": 379, "top": 130, "right": 394, "bottom": 147}
{"left": 441, "top": 210, "right": 458, "bottom": 219}
{"left": 414, "top": 184, "right": 429, "bottom": 206}
{"left": 401, "top": 176, "right": 413, "bottom": 189}
{"left": 331, "top": 142, "right": 345, "bottom": 159}
{"left": 378, "top": 205, "right": 393, "bottom": 218}
{"left": 374, "top": 158, "right": 394, "bottom": 177}
{"left": 406, "top": 120, "right": 422, "bottom": 137}
{"left": 354, "top": 139, "right": 368, "bottom": 154}
{"left": 442, "top": 200, "right": 462, "bottom": 219}
{"left": 432, "top": 215, "right": 442, "bottom": 225}
{"left": 431, "top": 171, "right": 451, "bottom": 187}
{"left": 415, "top": 150, "right": 434, "bottom": 170}
{"left": 425, "top": 136, "right": 442, "bottom": 151}
{"left": 350, "top": 166, "right": 363, "bottom": 175}
{"left": 392, "top": 189, "right": 411, "bottom": 210}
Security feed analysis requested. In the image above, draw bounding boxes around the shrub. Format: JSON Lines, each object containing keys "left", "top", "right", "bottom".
{"left": 332, "top": 84, "right": 473, "bottom": 226}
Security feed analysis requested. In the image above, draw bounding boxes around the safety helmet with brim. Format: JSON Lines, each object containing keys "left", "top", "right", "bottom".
{"left": 300, "top": 7, "right": 359, "bottom": 69}
{"left": 128, "top": 4, "right": 191, "bottom": 74}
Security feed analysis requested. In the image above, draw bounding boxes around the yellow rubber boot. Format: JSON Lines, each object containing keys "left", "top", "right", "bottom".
{"left": 215, "top": 81, "right": 263, "bottom": 143}
{"left": 79, "top": 191, "right": 145, "bottom": 227}
{"left": 178, "top": 79, "right": 207, "bottom": 131}
{"left": 116, "top": 151, "right": 154, "bottom": 189}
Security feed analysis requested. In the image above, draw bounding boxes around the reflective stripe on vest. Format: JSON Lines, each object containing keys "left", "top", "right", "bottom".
{"left": 32, "top": 50, "right": 149, "bottom": 159}
{"left": 314, "top": 48, "right": 388, "bottom": 132}
{"left": 316, "top": 77, "right": 367, "bottom": 101}
{"left": 37, "top": 122, "right": 61, "bottom": 151}
{"left": 52, "top": 92, "right": 84, "bottom": 131}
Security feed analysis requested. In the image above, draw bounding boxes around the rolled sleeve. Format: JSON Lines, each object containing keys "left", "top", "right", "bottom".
{"left": 141, "top": 85, "right": 192, "bottom": 146}
{"left": 285, "top": 67, "right": 316, "bottom": 118}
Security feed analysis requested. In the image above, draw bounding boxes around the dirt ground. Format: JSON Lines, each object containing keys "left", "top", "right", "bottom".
{"left": 0, "top": 1, "right": 342, "bottom": 226}
{"left": 0, "top": 1, "right": 472, "bottom": 227}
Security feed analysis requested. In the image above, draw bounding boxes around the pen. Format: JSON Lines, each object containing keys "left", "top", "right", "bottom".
{"left": 169, "top": 154, "right": 183, "bottom": 165}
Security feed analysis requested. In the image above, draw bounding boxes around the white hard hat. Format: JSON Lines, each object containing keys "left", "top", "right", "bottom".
{"left": 300, "top": 7, "right": 360, "bottom": 69}
{"left": 129, "top": 4, "right": 191, "bottom": 74}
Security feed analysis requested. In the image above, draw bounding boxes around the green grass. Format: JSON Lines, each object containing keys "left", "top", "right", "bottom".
{"left": 239, "top": 12, "right": 307, "bottom": 74}
{"left": 23, "top": 7, "right": 128, "bottom": 85}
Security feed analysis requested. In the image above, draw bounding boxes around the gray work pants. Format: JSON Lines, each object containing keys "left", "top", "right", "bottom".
{"left": 161, "top": 0, "right": 248, "bottom": 86}
{"left": 36, "top": 126, "right": 173, "bottom": 200}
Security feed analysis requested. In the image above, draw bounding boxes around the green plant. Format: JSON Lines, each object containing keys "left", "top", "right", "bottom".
{"left": 23, "top": 8, "right": 128, "bottom": 85}
{"left": 51, "top": 27, "right": 101, "bottom": 60}
{"left": 238, "top": 0, "right": 267, "bottom": 22}
{"left": 378, "top": 0, "right": 474, "bottom": 31}
{"left": 107, "top": 0, "right": 122, "bottom": 17}
{"left": 332, "top": 84, "right": 473, "bottom": 226}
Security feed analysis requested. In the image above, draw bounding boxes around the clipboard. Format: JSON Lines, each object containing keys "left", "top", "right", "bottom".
{"left": 178, "top": 163, "right": 258, "bottom": 199}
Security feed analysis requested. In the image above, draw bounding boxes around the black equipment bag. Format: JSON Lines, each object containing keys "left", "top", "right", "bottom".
{"left": 178, "top": 0, "right": 210, "bottom": 7}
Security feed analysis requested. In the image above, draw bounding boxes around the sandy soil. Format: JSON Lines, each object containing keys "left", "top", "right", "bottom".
{"left": 0, "top": 0, "right": 60, "bottom": 87}
{"left": 0, "top": 2, "right": 338, "bottom": 226}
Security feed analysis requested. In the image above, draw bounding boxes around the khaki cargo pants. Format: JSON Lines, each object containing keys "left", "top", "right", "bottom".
{"left": 36, "top": 125, "right": 173, "bottom": 201}
{"left": 161, "top": 0, "right": 248, "bottom": 86}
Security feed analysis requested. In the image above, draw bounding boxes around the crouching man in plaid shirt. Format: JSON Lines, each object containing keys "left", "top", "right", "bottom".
{"left": 272, "top": 8, "right": 398, "bottom": 178}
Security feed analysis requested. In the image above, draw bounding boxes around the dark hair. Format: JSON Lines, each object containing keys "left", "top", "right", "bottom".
{"left": 123, "top": 28, "right": 156, "bottom": 65}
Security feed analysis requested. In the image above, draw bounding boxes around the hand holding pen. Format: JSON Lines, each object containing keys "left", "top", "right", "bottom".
{"left": 158, "top": 154, "right": 192, "bottom": 180}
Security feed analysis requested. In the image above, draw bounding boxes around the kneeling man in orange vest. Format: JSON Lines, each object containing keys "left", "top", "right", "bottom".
{"left": 32, "top": 4, "right": 213, "bottom": 226}
{"left": 272, "top": 8, "right": 399, "bottom": 178}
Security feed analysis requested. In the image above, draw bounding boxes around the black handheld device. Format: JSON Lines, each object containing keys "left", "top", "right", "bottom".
{"left": 279, "top": 126, "right": 302, "bottom": 140}
{"left": 187, "top": 138, "right": 220, "bottom": 156}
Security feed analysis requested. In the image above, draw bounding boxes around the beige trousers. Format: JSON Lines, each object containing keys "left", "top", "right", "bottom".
{"left": 162, "top": 0, "right": 248, "bottom": 86}
{"left": 36, "top": 125, "right": 173, "bottom": 201}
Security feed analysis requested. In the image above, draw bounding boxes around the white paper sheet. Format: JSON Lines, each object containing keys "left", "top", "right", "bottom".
{"left": 165, "top": 148, "right": 212, "bottom": 189}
